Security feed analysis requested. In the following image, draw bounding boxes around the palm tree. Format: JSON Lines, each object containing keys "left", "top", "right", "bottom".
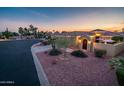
{"left": 29, "top": 25, "right": 38, "bottom": 38}
{"left": 34, "top": 27, "right": 38, "bottom": 38}
{"left": 24, "top": 27, "right": 30, "bottom": 36}
{"left": 18, "top": 27, "right": 24, "bottom": 39}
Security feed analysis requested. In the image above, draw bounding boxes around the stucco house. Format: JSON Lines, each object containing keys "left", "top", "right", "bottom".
{"left": 76, "top": 29, "right": 124, "bottom": 57}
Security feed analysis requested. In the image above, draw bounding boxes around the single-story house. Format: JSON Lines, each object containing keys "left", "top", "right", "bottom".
{"left": 76, "top": 29, "right": 124, "bottom": 57}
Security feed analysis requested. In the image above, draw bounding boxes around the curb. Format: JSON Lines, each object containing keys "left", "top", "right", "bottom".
{"left": 31, "top": 43, "right": 51, "bottom": 86}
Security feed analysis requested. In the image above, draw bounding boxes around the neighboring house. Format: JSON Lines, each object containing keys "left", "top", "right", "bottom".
{"left": 76, "top": 29, "right": 124, "bottom": 57}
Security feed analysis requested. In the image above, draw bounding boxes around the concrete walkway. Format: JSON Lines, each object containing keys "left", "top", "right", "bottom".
{"left": 31, "top": 43, "right": 52, "bottom": 85}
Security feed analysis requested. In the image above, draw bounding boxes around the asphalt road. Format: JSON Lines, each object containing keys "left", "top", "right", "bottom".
{"left": 0, "top": 40, "right": 40, "bottom": 86}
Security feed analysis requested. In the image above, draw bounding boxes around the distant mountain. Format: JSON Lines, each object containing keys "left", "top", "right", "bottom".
{"left": 91, "top": 29, "right": 112, "bottom": 33}
{"left": 90, "top": 29, "right": 121, "bottom": 36}
{"left": 92, "top": 29, "right": 106, "bottom": 31}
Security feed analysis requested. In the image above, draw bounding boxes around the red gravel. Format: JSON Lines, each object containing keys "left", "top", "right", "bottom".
{"left": 36, "top": 51, "right": 118, "bottom": 86}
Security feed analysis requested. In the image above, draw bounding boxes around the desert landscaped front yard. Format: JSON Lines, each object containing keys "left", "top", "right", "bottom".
{"left": 36, "top": 51, "right": 118, "bottom": 86}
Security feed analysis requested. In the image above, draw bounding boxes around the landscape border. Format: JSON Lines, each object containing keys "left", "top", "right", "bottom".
{"left": 31, "top": 43, "right": 51, "bottom": 85}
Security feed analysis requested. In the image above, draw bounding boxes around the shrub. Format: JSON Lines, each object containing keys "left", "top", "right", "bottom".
{"left": 94, "top": 49, "right": 106, "bottom": 58}
{"left": 71, "top": 50, "right": 88, "bottom": 58}
{"left": 108, "top": 57, "right": 124, "bottom": 85}
{"left": 56, "top": 37, "right": 70, "bottom": 49}
{"left": 49, "top": 49, "right": 62, "bottom": 56}
{"left": 116, "top": 68, "right": 124, "bottom": 85}
{"left": 112, "top": 36, "right": 124, "bottom": 42}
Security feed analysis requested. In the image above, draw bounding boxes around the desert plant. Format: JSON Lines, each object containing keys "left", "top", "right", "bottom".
{"left": 71, "top": 50, "right": 88, "bottom": 58}
{"left": 94, "top": 49, "right": 106, "bottom": 58}
{"left": 29, "top": 25, "right": 38, "bottom": 38}
{"left": 56, "top": 37, "right": 70, "bottom": 58}
{"left": 49, "top": 49, "right": 62, "bottom": 56}
{"left": 56, "top": 37, "right": 70, "bottom": 49}
{"left": 48, "top": 36, "right": 57, "bottom": 50}
{"left": 108, "top": 57, "right": 124, "bottom": 85}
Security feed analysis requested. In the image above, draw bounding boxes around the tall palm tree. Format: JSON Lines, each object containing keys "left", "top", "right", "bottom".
{"left": 34, "top": 27, "right": 38, "bottom": 38}
{"left": 24, "top": 27, "right": 30, "bottom": 36}
{"left": 18, "top": 27, "right": 24, "bottom": 39}
{"left": 29, "top": 25, "right": 38, "bottom": 38}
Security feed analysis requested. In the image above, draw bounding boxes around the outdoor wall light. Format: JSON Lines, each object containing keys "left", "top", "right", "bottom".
{"left": 95, "top": 33, "right": 101, "bottom": 36}
{"left": 78, "top": 39, "right": 81, "bottom": 43}
{"left": 88, "top": 41, "right": 91, "bottom": 44}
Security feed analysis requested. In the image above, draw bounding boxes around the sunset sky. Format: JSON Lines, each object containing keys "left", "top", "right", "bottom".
{"left": 0, "top": 7, "right": 124, "bottom": 32}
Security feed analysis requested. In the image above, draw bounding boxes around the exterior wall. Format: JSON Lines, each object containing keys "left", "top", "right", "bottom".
{"left": 101, "top": 36, "right": 112, "bottom": 40}
{"left": 75, "top": 36, "right": 81, "bottom": 46}
{"left": 114, "top": 42, "right": 124, "bottom": 56}
{"left": 93, "top": 42, "right": 124, "bottom": 57}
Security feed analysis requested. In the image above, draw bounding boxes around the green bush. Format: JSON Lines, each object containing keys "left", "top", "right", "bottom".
{"left": 71, "top": 50, "right": 88, "bottom": 58}
{"left": 112, "top": 36, "right": 124, "bottom": 42}
{"left": 94, "top": 49, "right": 106, "bottom": 58}
{"left": 49, "top": 49, "right": 62, "bottom": 56}
{"left": 108, "top": 57, "right": 124, "bottom": 85}
{"left": 116, "top": 68, "right": 124, "bottom": 86}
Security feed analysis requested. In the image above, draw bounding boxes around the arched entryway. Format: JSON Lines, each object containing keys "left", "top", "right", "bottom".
{"left": 82, "top": 39, "right": 87, "bottom": 50}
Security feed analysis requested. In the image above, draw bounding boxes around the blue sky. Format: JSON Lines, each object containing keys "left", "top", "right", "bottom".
{"left": 0, "top": 7, "right": 124, "bottom": 32}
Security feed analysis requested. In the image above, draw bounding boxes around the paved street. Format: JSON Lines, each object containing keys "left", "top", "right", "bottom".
{"left": 0, "top": 40, "right": 40, "bottom": 86}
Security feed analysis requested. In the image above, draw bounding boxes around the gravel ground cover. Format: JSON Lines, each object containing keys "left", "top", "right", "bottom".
{"left": 37, "top": 50, "right": 118, "bottom": 86}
